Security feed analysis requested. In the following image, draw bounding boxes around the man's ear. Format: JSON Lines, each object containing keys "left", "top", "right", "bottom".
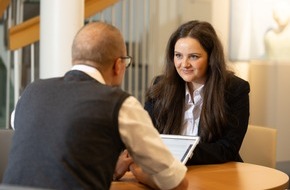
{"left": 113, "top": 58, "right": 123, "bottom": 75}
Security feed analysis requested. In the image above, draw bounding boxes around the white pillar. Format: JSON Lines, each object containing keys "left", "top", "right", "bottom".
{"left": 40, "top": 0, "right": 84, "bottom": 79}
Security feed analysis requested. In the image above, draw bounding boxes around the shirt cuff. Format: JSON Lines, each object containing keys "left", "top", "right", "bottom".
{"left": 151, "top": 159, "right": 187, "bottom": 190}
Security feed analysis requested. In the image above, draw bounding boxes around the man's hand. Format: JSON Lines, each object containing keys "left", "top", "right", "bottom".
{"left": 130, "top": 163, "right": 188, "bottom": 190}
{"left": 113, "top": 149, "right": 133, "bottom": 180}
{"left": 129, "top": 163, "right": 160, "bottom": 189}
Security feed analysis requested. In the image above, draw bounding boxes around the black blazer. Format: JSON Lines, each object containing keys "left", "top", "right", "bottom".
{"left": 144, "top": 74, "right": 250, "bottom": 165}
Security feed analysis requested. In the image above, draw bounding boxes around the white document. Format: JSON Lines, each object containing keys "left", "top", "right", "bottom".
{"left": 160, "top": 134, "right": 200, "bottom": 164}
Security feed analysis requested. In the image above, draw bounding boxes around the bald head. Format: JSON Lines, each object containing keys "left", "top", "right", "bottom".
{"left": 72, "top": 22, "right": 126, "bottom": 68}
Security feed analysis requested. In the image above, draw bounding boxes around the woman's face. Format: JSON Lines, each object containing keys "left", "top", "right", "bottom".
{"left": 174, "top": 37, "right": 208, "bottom": 85}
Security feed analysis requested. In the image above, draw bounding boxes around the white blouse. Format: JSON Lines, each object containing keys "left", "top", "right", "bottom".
{"left": 181, "top": 83, "right": 204, "bottom": 136}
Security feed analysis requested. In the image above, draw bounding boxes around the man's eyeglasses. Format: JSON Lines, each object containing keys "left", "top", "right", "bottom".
{"left": 120, "top": 56, "right": 132, "bottom": 68}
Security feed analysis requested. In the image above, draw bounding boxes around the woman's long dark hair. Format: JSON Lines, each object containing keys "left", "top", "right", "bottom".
{"left": 146, "top": 20, "right": 231, "bottom": 142}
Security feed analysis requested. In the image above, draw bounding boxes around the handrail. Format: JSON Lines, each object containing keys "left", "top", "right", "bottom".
{"left": 8, "top": 0, "right": 119, "bottom": 50}
{"left": 9, "top": 16, "right": 40, "bottom": 50}
{"left": 0, "top": 0, "right": 10, "bottom": 19}
{"left": 85, "top": 0, "right": 118, "bottom": 18}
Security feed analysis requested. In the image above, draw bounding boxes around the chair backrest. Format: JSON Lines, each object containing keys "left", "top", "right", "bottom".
{"left": 240, "top": 125, "right": 277, "bottom": 168}
{"left": 0, "top": 129, "right": 14, "bottom": 182}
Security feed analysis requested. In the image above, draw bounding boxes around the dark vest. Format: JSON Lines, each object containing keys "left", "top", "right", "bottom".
{"left": 3, "top": 70, "right": 129, "bottom": 190}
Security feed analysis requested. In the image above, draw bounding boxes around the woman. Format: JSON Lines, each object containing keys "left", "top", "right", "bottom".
{"left": 145, "top": 20, "right": 250, "bottom": 165}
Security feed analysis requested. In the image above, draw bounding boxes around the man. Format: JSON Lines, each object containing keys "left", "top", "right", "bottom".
{"left": 3, "top": 22, "right": 188, "bottom": 190}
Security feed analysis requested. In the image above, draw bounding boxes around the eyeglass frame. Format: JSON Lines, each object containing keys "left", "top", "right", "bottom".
{"left": 119, "top": 56, "right": 132, "bottom": 68}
